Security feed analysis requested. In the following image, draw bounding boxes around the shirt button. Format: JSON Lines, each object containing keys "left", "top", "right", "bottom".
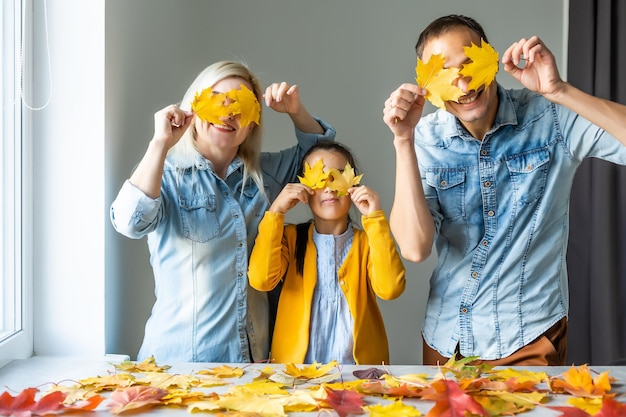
{"left": 440, "top": 180, "right": 447, "bottom": 187}
{"left": 238, "top": 242, "right": 243, "bottom": 247}
{"left": 340, "top": 280, "right": 345, "bottom": 286}
{"left": 484, "top": 181, "right": 491, "bottom": 187}
{"left": 471, "top": 272, "right": 478, "bottom": 278}
{"left": 488, "top": 210, "right": 495, "bottom": 217}
{"left": 481, "top": 150, "right": 488, "bottom": 156}
{"left": 461, "top": 307, "right": 468, "bottom": 313}
{"left": 224, "top": 191, "right": 229, "bottom": 197}
{"left": 238, "top": 272, "right": 243, "bottom": 277}
{"left": 482, "top": 240, "right": 488, "bottom": 246}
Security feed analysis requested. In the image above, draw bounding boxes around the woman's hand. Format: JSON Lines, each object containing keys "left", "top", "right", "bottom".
{"left": 264, "top": 82, "right": 302, "bottom": 116}
{"left": 152, "top": 104, "right": 194, "bottom": 151}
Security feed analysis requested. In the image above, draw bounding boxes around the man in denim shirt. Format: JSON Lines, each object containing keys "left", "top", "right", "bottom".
{"left": 383, "top": 15, "right": 626, "bottom": 365}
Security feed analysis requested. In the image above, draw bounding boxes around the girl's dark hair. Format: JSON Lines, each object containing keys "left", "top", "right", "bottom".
{"left": 295, "top": 140, "right": 359, "bottom": 275}
{"left": 415, "top": 14, "right": 489, "bottom": 58}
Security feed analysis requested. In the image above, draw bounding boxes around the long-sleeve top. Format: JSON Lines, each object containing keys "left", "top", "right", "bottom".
{"left": 248, "top": 210, "right": 406, "bottom": 365}
{"left": 109, "top": 118, "right": 335, "bottom": 363}
{"left": 415, "top": 84, "right": 626, "bottom": 360}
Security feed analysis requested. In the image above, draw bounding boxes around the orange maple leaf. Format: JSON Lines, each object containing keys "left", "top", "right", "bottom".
{"left": 549, "top": 364, "right": 613, "bottom": 397}
{"left": 422, "top": 379, "right": 489, "bottom": 417}
{"left": 416, "top": 53, "right": 464, "bottom": 109}
{"left": 460, "top": 39, "right": 499, "bottom": 92}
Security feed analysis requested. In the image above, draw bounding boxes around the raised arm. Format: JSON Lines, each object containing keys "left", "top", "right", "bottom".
{"left": 264, "top": 82, "right": 325, "bottom": 135}
{"left": 503, "top": 36, "right": 626, "bottom": 146}
{"left": 383, "top": 84, "right": 435, "bottom": 262}
{"left": 129, "top": 105, "right": 193, "bottom": 198}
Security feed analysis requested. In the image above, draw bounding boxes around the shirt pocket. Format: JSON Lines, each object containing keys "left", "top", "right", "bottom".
{"left": 505, "top": 148, "right": 550, "bottom": 205}
{"left": 425, "top": 169, "right": 466, "bottom": 221}
{"left": 240, "top": 185, "right": 269, "bottom": 218}
{"left": 179, "top": 194, "right": 220, "bottom": 242}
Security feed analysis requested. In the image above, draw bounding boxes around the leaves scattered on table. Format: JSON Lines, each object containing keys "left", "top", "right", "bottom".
{"left": 1, "top": 356, "right": 625, "bottom": 416}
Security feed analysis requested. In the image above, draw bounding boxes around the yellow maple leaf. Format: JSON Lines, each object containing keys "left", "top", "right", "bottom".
{"left": 134, "top": 372, "right": 198, "bottom": 390}
{"left": 191, "top": 85, "right": 260, "bottom": 127}
{"left": 210, "top": 391, "right": 287, "bottom": 416}
{"left": 416, "top": 53, "right": 464, "bottom": 109}
{"left": 232, "top": 380, "right": 289, "bottom": 396}
{"left": 298, "top": 159, "right": 330, "bottom": 190}
{"left": 363, "top": 400, "right": 422, "bottom": 416}
{"left": 114, "top": 355, "right": 171, "bottom": 373}
{"left": 460, "top": 39, "right": 499, "bottom": 92}
{"left": 197, "top": 364, "right": 245, "bottom": 379}
{"left": 191, "top": 87, "right": 238, "bottom": 125}
{"left": 230, "top": 85, "right": 261, "bottom": 127}
{"left": 327, "top": 162, "right": 363, "bottom": 197}
{"left": 277, "top": 390, "right": 320, "bottom": 413}
{"left": 473, "top": 391, "right": 545, "bottom": 416}
{"left": 487, "top": 368, "right": 549, "bottom": 385}
{"left": 161, "top": 389, "right": 215, "bottom": 406}
{"left": 78, "top": 373, "right": 135, "bottom": 391}
{"left": 284, "top": 361, "right": 338, "bottom": 379}
{"left": 567, "top": 396, "right": 605, "bottom": 415}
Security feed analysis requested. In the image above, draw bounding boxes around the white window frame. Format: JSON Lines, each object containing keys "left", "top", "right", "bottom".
{"left": 0, "top": 0, "right": 33, "bottom": 366}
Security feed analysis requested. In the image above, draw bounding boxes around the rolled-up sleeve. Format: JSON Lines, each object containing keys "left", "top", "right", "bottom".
{"left": 110, "top": 180, "right": 162, "bottom": 239}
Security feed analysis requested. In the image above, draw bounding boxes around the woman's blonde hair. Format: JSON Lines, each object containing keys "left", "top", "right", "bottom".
{"left": 168, "top": 61, "right": 265, "bottom": 198}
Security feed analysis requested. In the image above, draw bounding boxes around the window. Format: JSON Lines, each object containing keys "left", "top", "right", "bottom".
{"left": 0, "top": 0, "right": 32, "bottom": 364}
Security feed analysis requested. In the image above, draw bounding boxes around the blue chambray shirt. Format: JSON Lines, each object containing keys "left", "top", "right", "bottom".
{"left": 110, "top": 119, "right": 335, "bottom": 363}
{"left": 417, "top": 84, "right": 626, "bottom": 360}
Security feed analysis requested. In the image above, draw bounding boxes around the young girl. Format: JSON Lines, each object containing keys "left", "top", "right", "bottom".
{"left": 248, "top": 140, "right": 406, "bottom": 365}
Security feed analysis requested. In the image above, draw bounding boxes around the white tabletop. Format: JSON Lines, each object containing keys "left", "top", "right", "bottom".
{"left": 0, "top": 357, "right": 624, "bottom": 416}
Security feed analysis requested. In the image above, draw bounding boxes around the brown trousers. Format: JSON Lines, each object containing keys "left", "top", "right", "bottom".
{"left": 422, "top": 317, "right": 568, "bottom": 366}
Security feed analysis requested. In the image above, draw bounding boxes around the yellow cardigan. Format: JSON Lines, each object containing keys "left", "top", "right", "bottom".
{"left": 248, "top": 210, "right": 406, "bottom": 365}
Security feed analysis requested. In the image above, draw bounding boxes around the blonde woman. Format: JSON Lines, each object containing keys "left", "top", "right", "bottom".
{"left": 110, "top": 61, "right": 335, "bottom": 363}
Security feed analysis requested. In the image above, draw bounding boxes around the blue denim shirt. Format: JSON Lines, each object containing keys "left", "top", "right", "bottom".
{"left": 110, "top": 119, "right": 335, "bottom": 363}
{"left": 417, "top": 84, "right": 626, "bottom": 360}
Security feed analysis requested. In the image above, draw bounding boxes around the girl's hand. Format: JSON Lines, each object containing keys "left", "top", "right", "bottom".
{"left": 269, "top": 183, "right": 313, "bottom": 214}
{"left": 264, "top": 82, "right": 302, "bottom": 115}
{"left": 349, "top": 185, "right": 381, "bottom": 216}
{"left": 152, "top": 104, "right": 194, "bottom": 150}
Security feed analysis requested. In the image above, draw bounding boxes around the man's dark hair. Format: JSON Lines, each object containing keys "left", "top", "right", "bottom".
{"left": 415, "top": 14, "right": 489, "bottom": 58}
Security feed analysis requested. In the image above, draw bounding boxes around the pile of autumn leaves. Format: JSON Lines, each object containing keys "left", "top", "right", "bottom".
{"left": 1, "top": 356, "right": 625, "bottom": 416}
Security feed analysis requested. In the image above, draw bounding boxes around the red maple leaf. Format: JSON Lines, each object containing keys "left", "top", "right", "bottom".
{"left": 422, "top": 379, "right": 489, "bottom": 417}
{"left": 0, "top": 388, "right": 68, "bottom": 417}
{"left": 322, "top": 386, "right": 365, "bottom": 417}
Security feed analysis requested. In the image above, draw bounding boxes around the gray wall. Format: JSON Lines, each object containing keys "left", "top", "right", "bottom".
{"left": 105, "top": 0, "right": 567, "bottom": 364}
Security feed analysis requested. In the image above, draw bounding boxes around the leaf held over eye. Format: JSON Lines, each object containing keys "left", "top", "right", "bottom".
{"left": 327, "top": 162, "right": 363, "bottom": 197}
{"left": 191, "top": 85, "right": 261, "bottom": 127}
{"left": 416, "top": 53, "right": 464, "bottom": 110}
{"left": 460, "top": 39, "right": 499, "bottom": 92}
{"left": 298, "top": 159, "right": 330, "bottom": 190}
